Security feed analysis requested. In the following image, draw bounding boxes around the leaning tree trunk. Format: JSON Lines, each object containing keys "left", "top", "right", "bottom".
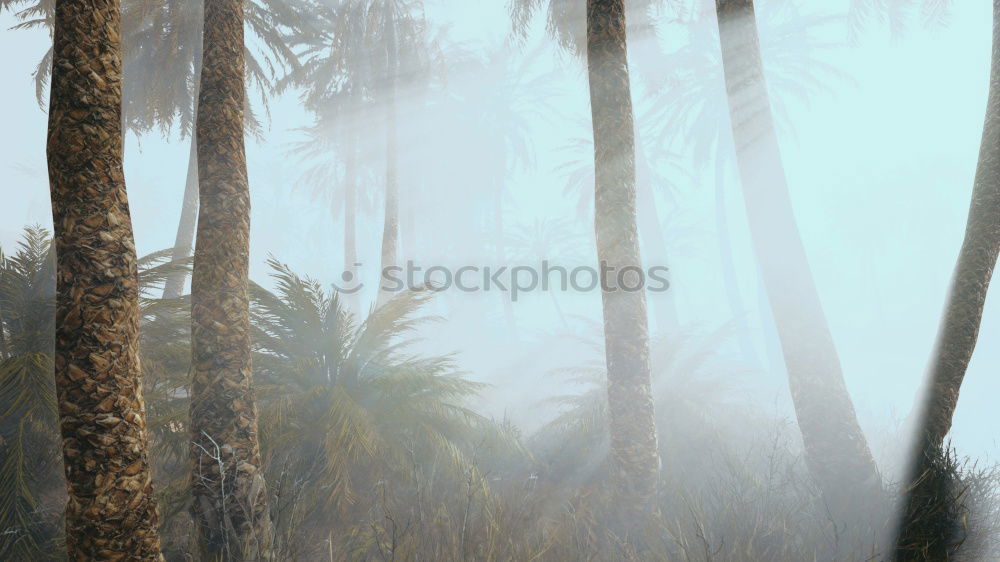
{"left": 909, "top": 0, "right": 1000, "bottom": 457}
{"left": 46, "top": 0, "right": 164, "bottom": 558}
{"left": 896, "top": 3, "right": 1000, "bottom": 558}
{"left": 377, "top": 4, "right": 400, "bottom": 309}
{"left": 162, "top": 28, "right": 204, "bottom": 300}
{"left": 586, "top": 0, "right": 660, "bottom": 518}
{"left": 714, "top": 0, "right": 881, "bottom": 511}
{"left": 189, "top": 0, "right": 272, "bottom": 558}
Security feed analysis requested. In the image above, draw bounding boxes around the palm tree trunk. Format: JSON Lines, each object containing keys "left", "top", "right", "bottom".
{"left": 190, "top": 0, "right": 272, "bottom": 558}
{"left": 162, "top": 29, "right": 204, "bottom": 300}
{"left": 377, "top": 3, "right": 400, "bottom": 309}
{"left": 911, "top": 0, "right": 1000, "bottom": 454}
{"left": 896, "top": 3, "right": 1000, "bottom": 557}
{"left": 586, "top": 0, "right": 660, "bottom": 518}
{"left": 46, "top": 1, "right": 164, "bottom": 558}
{"left": 714, "top": 0, "right": 880, "bottom": 509}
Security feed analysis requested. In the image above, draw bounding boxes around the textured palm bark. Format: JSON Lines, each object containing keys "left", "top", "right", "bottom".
{"left": 896, "top": 4, "right": 1000, "bottom": 557}
{"left": 586, "top": 0, "right": 661, "bottom": 517}
{"left": 715, "top": 0, "right": 881, "bottom": 510}
{"left": 46, "top": 1, "right": 164, "bottom": 559}
{"left": 190, "top": 0, "right": 272, "bottom": 558}
{"left": 377, "top": 3, "right": 400, "bottom": 309}
{"left": 916, "top": 0, "right": 1000, "bottom": 452}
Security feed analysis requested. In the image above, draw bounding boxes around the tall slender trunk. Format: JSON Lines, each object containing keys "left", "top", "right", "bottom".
{"left": 896, "top": 4, "right": 1000, "bottom": 558}
{"left": 163, "top": 21, "right": 203, "bottom": 300}
{"left": 908, "top": 0, "right": 1000, "bottom": 455}
{"left": 714, "top": 0, "right": 880, "bottom": 509}
{"left": 190, "top": 0, "right": 272, "bottom": 558}
{"left": 586, "top": 0, "right": 660, "bottom": 518}
{"left": 377, "top": 4, "right": 400, "bottom": 308}
{"left": 46, "top": 1, "right": 163, "bottom": 558}
{"left": 344, "top": 142, "right": 360, "bottom": 315}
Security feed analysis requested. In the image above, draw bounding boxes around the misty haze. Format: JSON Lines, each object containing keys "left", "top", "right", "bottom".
{"left": 2, "top": 0, "right": 1000, "bottom": 560}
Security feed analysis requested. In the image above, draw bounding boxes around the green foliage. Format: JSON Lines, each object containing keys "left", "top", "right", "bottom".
{"left": 646, "top": 2, "right": 850, "bottom": 173}
{"left": 0, "top": 228, "right": 194, "bottom": 559}
{"left": 3, "top": 0, "right": 309, "bottom": 133}
{"left": 506, "top": 0, "right": 666, "bottom": 57}
{"left": 282, "top": 0, "right": 430, "bottom": 109}
{"left": 1, "top": 227, "right": 994, "bottom": 560}
{"left": 531, "top": 322, "right": 749, "bottom": 490}
{"left": 250, "top": 259, "right": 500, "bottom": 516}
{"left": 0, "top": 226, "right": 60, "bottom": 560}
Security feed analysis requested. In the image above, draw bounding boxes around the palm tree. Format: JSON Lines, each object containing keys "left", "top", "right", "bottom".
{"left": 45, "top": 0, "right": 163, "bottom": 557}
{"left": 647, "top": 1, "right": 848, "bottom": 362}
{"left": 534, "top": 321, "right": 743, "bottom": 494}
{"left": 509, "top": 0, "right": 686, "bottom": 339}
{"left": 0, "top": 227, "right": 196, "bottom": 559}
{"left": 249, "top": 260, "right": 499, "bottom": 553}
{"left": 557, "top": 117, "right": 689, "bottom": 333}
{"left": 283, "top": 0, "right": 383, "bottom": 312}
{"left": 713, "top": 0, "right": 881, "bottom": 510}
{"left": 288, "top": 110, "right": 373, "bottom": 314}
{"left": 123, "top": 0, "right": 306, "bottom": 299}
{"left": 0, "top": 228, "right": 60, "bottom": 560}
{"left": 281, "top": 0, "right": 428, "bottom": 309}
{"left": 583, "top": 0, "right": 660, "bottom": 518}
{"left": 2, "top": 0, "right": 307, "bottom": 300}
{"left": 188, "top": 0, "right": 272, "bottom": 557}
{"left": 369, "top": 0, "right": 426, "bottom": 307}
{"left": 507, "top": 0, "right": 662, "bottom": 518}
{"left": 896, "top": 2, "right": 1000, "bottom": 558}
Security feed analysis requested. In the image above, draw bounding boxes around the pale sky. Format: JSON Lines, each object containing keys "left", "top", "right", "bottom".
{"left": 2, "top": 0, "right": 998, "bottom": 467}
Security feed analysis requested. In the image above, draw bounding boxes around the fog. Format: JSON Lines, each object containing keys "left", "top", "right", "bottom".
{"left": 3, "top": 0, "right": 1000, "bottom": 558}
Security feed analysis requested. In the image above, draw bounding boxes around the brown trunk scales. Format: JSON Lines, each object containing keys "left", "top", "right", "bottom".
{"left": 47, "top": 0, "right": 164, "bottom": 558}
{"left": 189, "top": 0, "right": 273, "bottom": 558}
